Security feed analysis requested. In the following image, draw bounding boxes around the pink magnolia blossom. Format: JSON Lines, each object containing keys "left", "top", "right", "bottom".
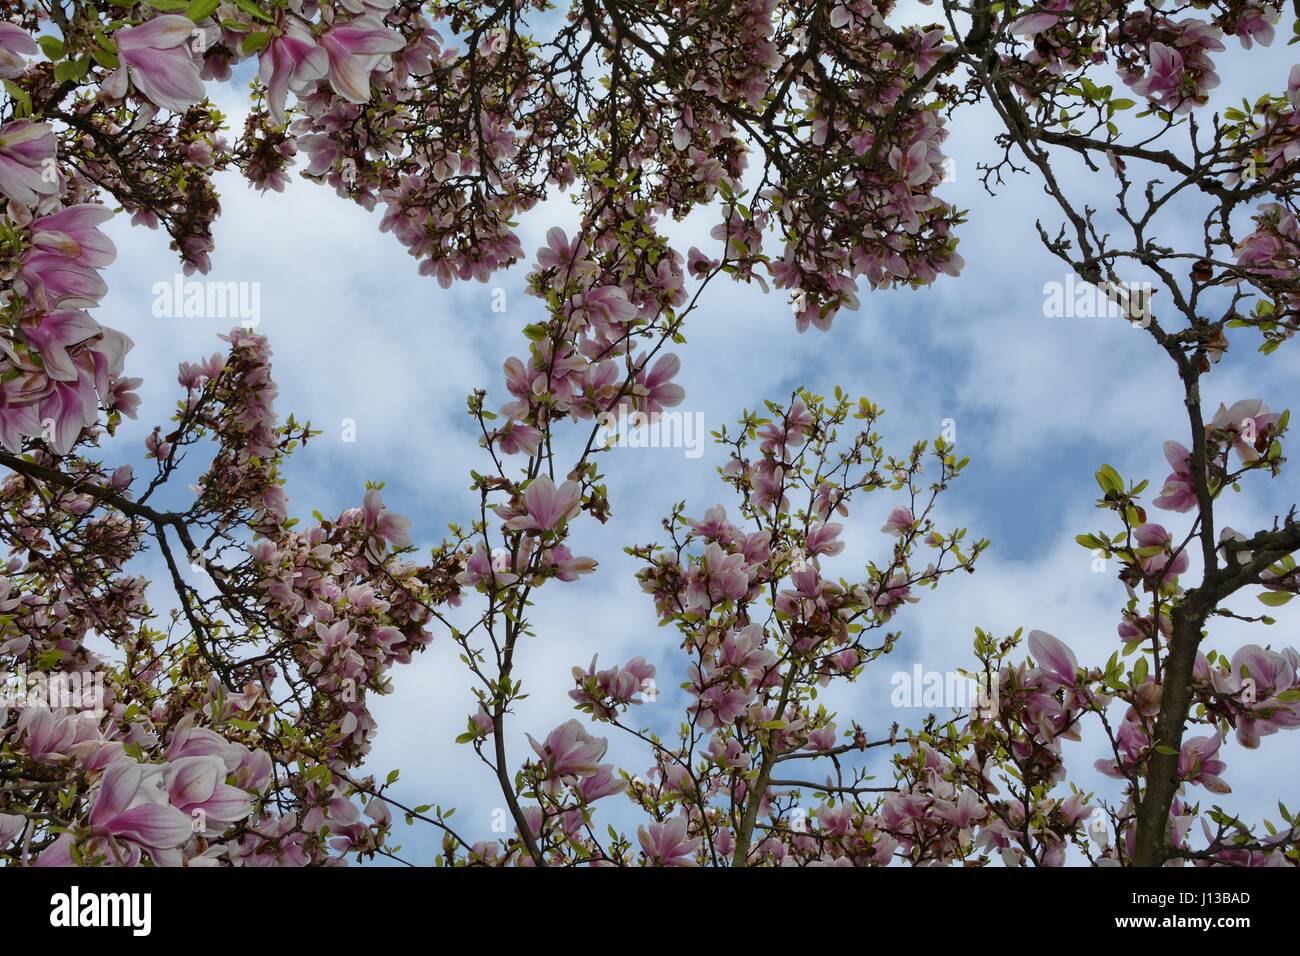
{"left": 165, "top": 756, "right": 254, "bottom": 830}
{"left": 1214, "top": 645, "right": 1300, "bottom": 747}
{"left": 0, "top": 812, "right": 24, "bottom": 846}
{"left": 319, "top": 18, "right": 406, "bottom": 104}
{"left": 688, "top": 505, "right": 740, "bottom": 544}
{"left": 1178, "top": 735, "right": 1231, "bottom": 794}
{"left": 456, "top": 542, "right": 519, "bottom": 589}
{"left": 804, "top": 522, "right": 845, "bottom": 557}
{"left": 1134, "top": 523, "right": 1190, "bottom": 581}
{"left": 1209, "top": 399, "right": 1281, "bottom": 463}
{"left": 635, "top": 354, "right": 685, "bottom": 414}
{"left": 29, "top": 203, "right": 117, "bottom": 267}
{"left": 881, "top": 506, "right": 916, "bottom": 535}
{"left": 258, "top": 22, "right": 328, "bottom": 125}
{"left": 638, "top": 816, "right": 700, "bottom": 866}
{"left": 362, "top": 487, "right": 412, "bottom": 562}
{"left": 527, "top": 720, "right": 608, "bottom": 779}
{"left": 89, "top": 760, "right": 195, "bottom": 856}
{"left": 111, "top": 15, "right": 206, "bottom": 113}
{"left": 1131, "top": 42, "right": 1184, "bottom": 102}
{"left": 0, "top": 120, "right": 58, "bottom": 206}
{"left": 502, "top": 476, "right": 582, "bottom": 533}
{"left": 1152, "top": 440, "right": 1197, "bottom": 512}
{"left": 1028, "top": 629, "right": 1078, "bottom": 688}
{"left": 0, "top": 22, "right": 37, "bottom": 79}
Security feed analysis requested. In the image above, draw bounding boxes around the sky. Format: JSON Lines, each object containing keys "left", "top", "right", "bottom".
{"left": 86, "top": 12, "right": 1300, "bottom": 864}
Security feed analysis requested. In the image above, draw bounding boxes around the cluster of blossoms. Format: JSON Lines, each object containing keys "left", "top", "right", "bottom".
{"left": 450, "top": 391, "right": 988, "bottom": 867}
{"left": 1234, "top": 203, "right": 1300, "bottom": 349}
{"left": 0, "top": 322, "right": 470, "bottom": 864}
{"left": 1, "top": 0, "right": 1300, "bottom": 869}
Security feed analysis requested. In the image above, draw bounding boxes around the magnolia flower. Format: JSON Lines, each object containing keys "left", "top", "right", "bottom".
{"left": 110, "top": 15, "right": 206, "bottom": 112}
{"left": 20, "top": 310, "right": 101, "bottom": 381}
{"left": 165, "top": 755, "right": 254, "bottom": 830}
{"left": 456, "top": 542, "right": 519, "bottom": 589}
{"left": 362, "top": 487, "right": 412, "bottom": 562}
{"left": 29, "top": 203, "right": 117, "bottom": 266}
{"left": 0, "top": 383, "right": 43, "bottom": 454}
{"left": 0, "top": 812, "right": 25, "bottom": 846}
{"left": 17, "top": 705, "right": 101, "bottom": 763}
{"left": 687, "top": 676, "right": 749, "bottom": 731}
{"left": 0, "top": 22, "right": 37, "bottom": 79}
{"left": 90, "top": 760, "right": 194, "bottom": 854}
{"left": 577, "top": 764, "right": 625, "bottom": 802}
{"left": 1178, "top": 735, "right": 1231, "bottom": 794}
{"left": 576, "top": 284, "right": 637, "bottom": 330}
{"left": 18, "top": 205, "right": 116, "bottom": 310}
{"left": 636, "top": 354, "right": 685, "bottom": 414}
{"left": 503, "top": 476, "right": 582, "bottom": 533}
{"left": 881, "top": 506, "right": 916, "bottom": 536}
{"left": 804, "top": 522, "right": 844, "bottom": 557}
{"left": 0, "top": 120, "right": 57, "bottom": 206}
{"left": 933, "top": 788, "right": 987, "bottom": 837}
{"left": 166, "top": 715, "right": 246, "bottom": 772}
{"left": 319, "top": 17, "right": 406, "bottom": 104}
{"left": 1007, "top": 0, "right": 1070, "bottom": 36}
{"left": 1134, "top": 523, "right": 1190, "bottom": 581}
{"left": 638, "top": 816, "right": 700, "bottom": 867}
{"left": 258, "top": 21, "right": 328, "bottom": 125}
{"left": 1152, "top": 440, "right": 1197, "bottom": 512}
{"left": 687, "top": 246, "right": 718, "bottom": 278}
{"left": 805, "top": 724, "right": 837, "bottom": 751}
{"left": 888, "top": 141, "right": 936, "bottom": 187}
{"left": 687, "top": 505, "right": 739, "bottom": 544}
{"left": 1131, "top": 42, "right": 1185, "bottom": 103}
{"left": 818, "top": 803, "right": 853, "bottom": 837}
{"left": 1209, "top": 399, "right": 1281, "bottom": 463}
{"left": 534, "top": 226, "right": 591, "bottom": 278}
{"left": 526, "top": 720, "right": 608, "bottom": 779}
{"left": 1216, "top": 645, "right": 1300, "bottom": 747}
{"left": 1029, "top": 629, "right": 1078, "bottom": 687}
{"left": 36, "top": 366, "right": 97, "bottom": 455}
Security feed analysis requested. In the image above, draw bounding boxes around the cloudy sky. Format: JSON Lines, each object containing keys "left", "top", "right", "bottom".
{"left": 89, "top": 11, "right": 1300, "bottom": 864}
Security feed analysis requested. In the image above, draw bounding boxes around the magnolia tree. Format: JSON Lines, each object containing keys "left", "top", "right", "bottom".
{"left": 0, "top": 0, "right": 1297, "bottom": 868}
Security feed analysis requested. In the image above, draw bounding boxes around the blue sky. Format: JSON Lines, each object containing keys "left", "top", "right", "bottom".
{"left": 87, "top": 15, "right": 1300, "bottom": 863}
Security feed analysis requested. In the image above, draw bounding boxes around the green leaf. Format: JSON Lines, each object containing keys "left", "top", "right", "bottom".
{"left": 232, "top": 0, "right": 275, "bottom": 22}
{"left": 37, "top": 36, "right": 65, "bottom": 61}
{"left": 90, "top": 47, "right": 119, "bottom": 70}
{"left": 186, "top": 0, "right": 222, "bottom": 20}
{"left": 1258, "top": 591, "right": 1294, "bottom": 607}
{"left": 53, "top": 60, "right": 80, "bottom": 85}
{"left": 242, "top": 32, "right": 271, "bottom": 54}
{"left": 2, "top": 80, "right": 31, "bottom": 117}
{"left": 1094, "top": 463, "right": 1124, "bottom": 496}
